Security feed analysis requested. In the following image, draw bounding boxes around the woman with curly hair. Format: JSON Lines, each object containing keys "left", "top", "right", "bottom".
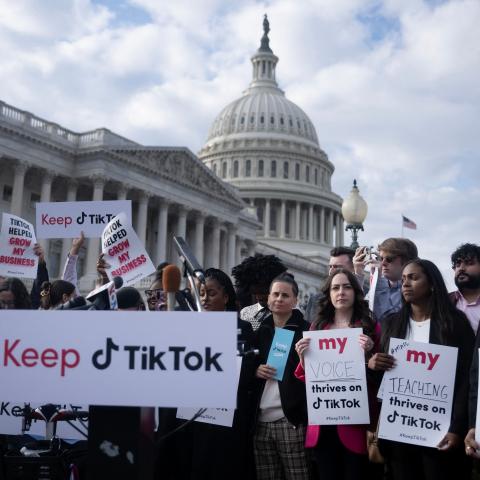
{"left": 231, "top": 253, "right": 287, "bottom": 330}
{"left": 295, "top": 268, "right": 379, "bottom": 480}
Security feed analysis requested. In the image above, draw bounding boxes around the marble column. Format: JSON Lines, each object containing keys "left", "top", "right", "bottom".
{"left": 117, "top": 184, "right": 129, "bottom": 201}
{"left": 235, "top": 237, "right": 242, "bottom": 266}
{"left": 210, "top": 218, "right": 221, "bottom": 269}
{"left": 176, "top": 206, "right": 188, "bottom": 239}
{"left": 60, "top": 180, "right": 79, "bottom": 264}
{"left": 295, "top": 202, "right": 301, "bottom": 240}
{"left": 193, "top": 212, "right": 205, "bottom": 267}
{"left": 320, "top": 206, "right": 325, "bottom": 243}
{"left": 155, "top": 200, "right": 169, "bottom": 265}
{"left": 327, "top": 209, "right": 334, "bottom": 246}
{"left": 39, "top": 171, "right": 54, "bottom": 257}
{"left": 264, "top": 199, "right": 270, "bottom": 238}
{"left": 10, "top": 162, "right": 28, "bottom": 217}
{"left": 85, "top": 176, "right": 105, "bottom": 276}
{"left": 136, "top": 193, "right": 150, "bottom": 245}
{"left": 335, "top": 212, "right": 341, "bottom": 246}
{"left": 308, "top": 204, "right": 314, "bottom": 242}
{"left": 227, "top": 224, "right": 237, "bottom": 274}
{"left": 339, "top": 216, "right": 344, "bottom": 246}
{"left": 280, "top": 200, "right": 286, "bottom": 239}
{"left": 247, "top": 240, "right": 256, "bottom": 257}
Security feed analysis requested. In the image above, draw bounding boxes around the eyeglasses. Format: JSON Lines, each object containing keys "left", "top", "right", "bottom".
{"left": 379, "top": 255, "right": 398, "bottom": 264}
{"left": 328, "top": 263, "right": 344, "bottom": 270}
{"left": 145, "top": 289, "right": 164, "bottom": 299}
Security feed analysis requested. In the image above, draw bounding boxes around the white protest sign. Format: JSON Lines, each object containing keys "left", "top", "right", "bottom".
{"left": 86, "top": 280, "right": 118, "bottom": 310}
{"left": 36, "top": 200, "right": 132, "bottom": 239}
{"left": 176, "top": 357, "right": 243, "bottom": 427}
{"left": 378, "top": 338, "right": 457, "bottom": 447}
{"left": 304, "top": 328, "right": 369, "bottom": 425}
{"left": 0, "top": 213, "right": 38, "bottom": 279}
{"left": 0, "top": 400, "right": 88, "bottom": 441}
{"left": 0, "top": 310, "right": 237, "bottom": 409}
{"left": 102, "top": 212, "right": 155, "bottom": 286}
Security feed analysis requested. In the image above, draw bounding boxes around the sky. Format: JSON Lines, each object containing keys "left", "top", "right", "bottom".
{"left": 0, "top": 0, "right": 479, "bottom": 289}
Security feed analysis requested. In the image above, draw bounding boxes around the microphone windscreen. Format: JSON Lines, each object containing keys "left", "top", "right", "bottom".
{"left": 113, "top": 276, "right": 124, "bottom": 289}
{"left": 163, "top": 265, "right": 181, "bottom": 293}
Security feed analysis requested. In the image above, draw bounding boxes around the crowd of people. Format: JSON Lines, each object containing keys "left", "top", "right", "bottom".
{"left": 1, "top": 235, "right": 480, "bottom": 480}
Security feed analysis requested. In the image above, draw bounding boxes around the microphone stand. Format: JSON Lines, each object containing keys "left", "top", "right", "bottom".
{"left": 173, "top": 236, "right": 205, "bottom": 312}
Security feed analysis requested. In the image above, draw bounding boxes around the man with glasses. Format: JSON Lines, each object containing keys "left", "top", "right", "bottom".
{"left": 449, "top": 243, "right": 480, "bottom": 333}
{"left": 354, "top": 238, "right": 418, "bottom": 323}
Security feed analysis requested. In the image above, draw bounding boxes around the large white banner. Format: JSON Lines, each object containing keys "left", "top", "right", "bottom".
{"left": 176, "top": 357, "right": 243, "bottom": 427}
{"left": 303, "top": 328, "right": 370, "bottom": 425}
{"left": 35, "top": 200, "right": 132, "bottom": 238}
{"left": 0, "top": 400, "right": 88, "bottom": 440}
{"left": 0, "top": 311, "right": 237, "bottom": 409}
{"left": 101, "top": 212, "right": 155, "bottom": 286}
{"left": 0, "top": 213, "right": 38, "bottom": 279}
{"left": 378, "top": 338, "right": 457, "bottom": 447}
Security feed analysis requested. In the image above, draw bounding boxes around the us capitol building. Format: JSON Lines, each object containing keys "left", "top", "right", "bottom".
{"left": 0, "top": 17, "right": 343, "bottom": 298}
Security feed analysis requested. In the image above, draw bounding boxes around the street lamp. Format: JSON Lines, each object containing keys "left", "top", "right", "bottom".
{"left": 341, "top": 179, "right": 368, "bottom": 249}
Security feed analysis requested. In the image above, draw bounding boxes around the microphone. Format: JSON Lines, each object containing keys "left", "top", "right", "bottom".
{"left": 55, "top": 296, "right": 87, "bottom": 310}
{"left": 86, "top": 276, "right": 123, "bottom": 310}
{"left": 162, "top": 264, "right": 181, "bottom": 312}
{"left": 173, "top": 236, "right": 205, "bottom": 284}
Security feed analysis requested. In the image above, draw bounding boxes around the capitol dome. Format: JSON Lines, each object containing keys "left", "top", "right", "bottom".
{"left": 205, "top": 87, "right": 319, "bottom": 146}
{"left": 199, "top": 16, "right": 344, "bottom": 263}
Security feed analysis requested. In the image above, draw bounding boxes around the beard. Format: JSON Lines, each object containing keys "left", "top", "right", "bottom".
{"left": 455, "top": 272, "right": 480, "bottom": 290}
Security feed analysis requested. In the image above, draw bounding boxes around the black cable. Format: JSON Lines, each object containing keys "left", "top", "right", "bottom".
{"left": 61, "top": 418, "right": 88, "bottom": 439}
{"left": 155, "top": 408, "right": 207, "bottom": 444}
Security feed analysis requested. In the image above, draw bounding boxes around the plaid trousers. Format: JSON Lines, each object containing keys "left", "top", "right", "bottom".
{"left": 254, "top": 417, "right": 310, "bottom": 480}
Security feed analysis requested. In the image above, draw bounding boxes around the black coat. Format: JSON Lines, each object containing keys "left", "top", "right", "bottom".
{"left": 252, "top": 309, "right": 309, "bottom": 427}
{"left": 381, "top": 312, "right": 474, "bottom": 436}
{"left": 154, "top": 318, "right": 256, "bottom": 480}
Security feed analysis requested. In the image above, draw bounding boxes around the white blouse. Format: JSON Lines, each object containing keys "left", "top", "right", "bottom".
{"left": 406, "top": 318, "right": 431, "bottom": 343}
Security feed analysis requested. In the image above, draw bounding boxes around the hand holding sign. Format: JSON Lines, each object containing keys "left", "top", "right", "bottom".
{"left": 465, "top": 428, "right": 480, "bottom": 458}
{"left": 367, "top": 352, "right": 395, "bottom": 371}
{"left": 295, "top": 337, "right": 311, "bottom": 369}
{"left": 437, "top": 432, "right": 461, "bottom": 451}
{"left": 256, "top": 364, "right": 277, "bottom": 380}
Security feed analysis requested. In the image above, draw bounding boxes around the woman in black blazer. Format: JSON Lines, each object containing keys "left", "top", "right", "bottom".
{"left": 368, "top": 259, "right": 474, "bottom": 480}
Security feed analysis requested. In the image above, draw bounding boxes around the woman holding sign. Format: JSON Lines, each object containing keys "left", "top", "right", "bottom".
{"left": 253, "top": 272, "right": 311, "bottom": 480}
{"left": 369, "top": 259, "right": 474, "bottom": 480}
{"left": 295, "top": 268, "right": 378, "bottom": 480}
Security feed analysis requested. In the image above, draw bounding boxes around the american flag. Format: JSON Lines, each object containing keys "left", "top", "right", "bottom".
{"left": 402, "top": 215, "right": 417, "bottom": 230}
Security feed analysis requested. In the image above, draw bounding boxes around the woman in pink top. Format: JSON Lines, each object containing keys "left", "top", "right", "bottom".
{"left": 295, "top": 268, "right": 379, "bottom": 480}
